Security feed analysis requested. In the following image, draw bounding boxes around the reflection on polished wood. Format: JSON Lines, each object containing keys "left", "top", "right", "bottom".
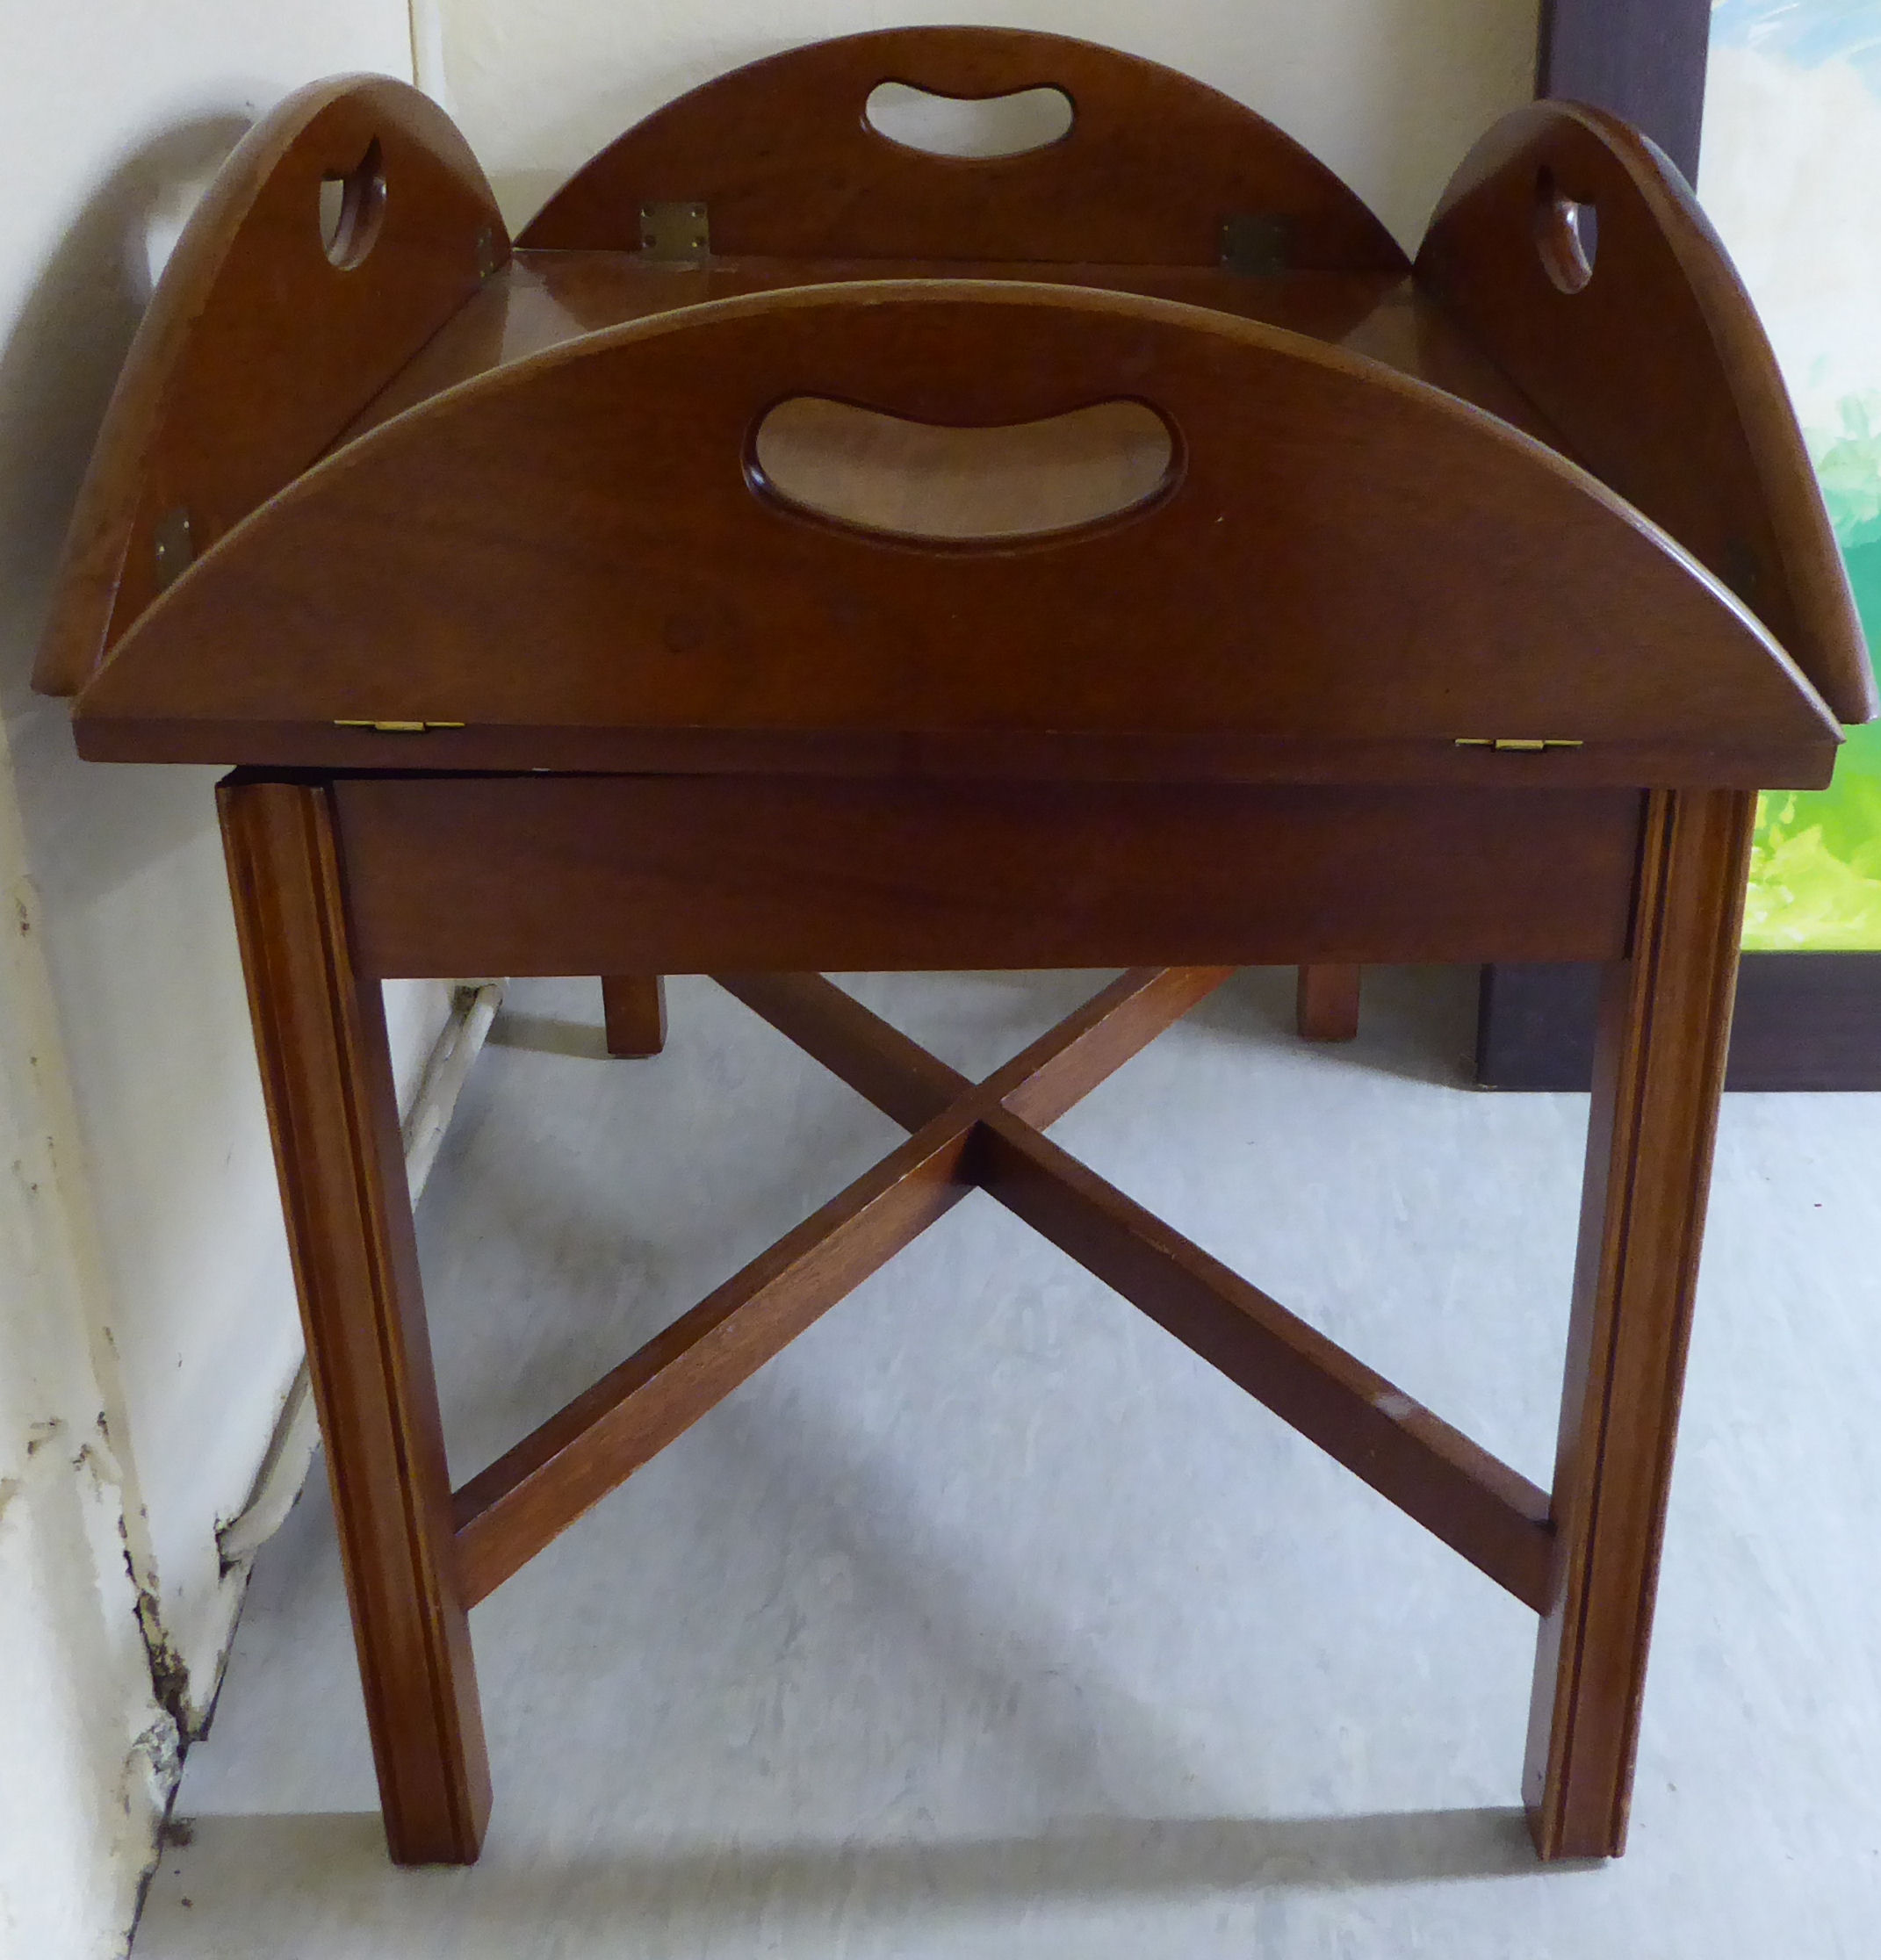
{"left": 40, "top": 24, "right": 1866, "bottom": 1874}
{"left": 334, "top": 253, "right": 1549, "bottom": 447}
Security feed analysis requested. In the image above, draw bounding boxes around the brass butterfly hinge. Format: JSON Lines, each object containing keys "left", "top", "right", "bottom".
{"left": 333, "top": 719, "right": 466, "bottom": 733}
{"left": 1220, "top": 212, "right": 1290, "bottom": 277}
{"left": 640, "top": 201, "right": 710, "bottom": 263}
{"left": 1453, "top": 738, "right": 1585, "bottom": 753}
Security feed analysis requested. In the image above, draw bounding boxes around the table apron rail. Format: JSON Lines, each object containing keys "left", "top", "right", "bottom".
{"left": 326, "top": 775, "right": 1645, "bottom": 977}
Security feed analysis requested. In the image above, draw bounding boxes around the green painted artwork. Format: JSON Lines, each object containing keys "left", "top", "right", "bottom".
{"left": 1707, "top": 2, "right": 1881, "bottom": 948}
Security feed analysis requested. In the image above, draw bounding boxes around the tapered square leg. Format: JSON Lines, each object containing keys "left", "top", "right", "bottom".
{"left": 1296, "top": 963, "right": 1361, "bottom": 1040}
{"left": 1525, "top": 789, "right": 1756, "bottom": 1859}
{"left": 602, "top": 974, "right": 667, "bottom": 1056}
{"left": 220, "top": 778, "right": 491, "bottom": 1865}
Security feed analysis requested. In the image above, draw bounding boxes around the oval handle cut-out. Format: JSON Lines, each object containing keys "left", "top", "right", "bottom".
{"left": 751, "top": 397, "right": 1177, "bottom": 544}
{"left": 1533, "top": 166, "right": 1597, "bottom": 293}
{"left": 864, "top": 81, "right": 1075, "bottom": 159}
{"left": 320, "top": 137, "right": 386, "bottom": 270}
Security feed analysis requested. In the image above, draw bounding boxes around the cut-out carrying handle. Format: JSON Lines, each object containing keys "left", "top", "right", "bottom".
{"left": 77, "top": 281, "right": 1836, "bottom": 781}
{"left": 862, "top": 80, "right": 1076, "bottom": 161}
{"left": 748, "top": 396, "right": 1178, "bottom": 545}
{"left": 1417, "top": 100, "right": 1873, "bottom": 724}
{"left": 520, "top": 25, "right": 1406, "bottom": 270}
{"left": 35, "top": 75, "right": 508, "bottom": 697}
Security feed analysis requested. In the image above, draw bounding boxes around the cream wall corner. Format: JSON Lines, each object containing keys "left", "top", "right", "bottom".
{"left": 0, "top": 749, "right": 175, "bottom": 1960}
{"left": 0, "top": 3, "right": 433, "bottom": 1952}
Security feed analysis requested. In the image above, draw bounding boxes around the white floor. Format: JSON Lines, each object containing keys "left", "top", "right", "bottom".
{"left": 136, "top": 968, "right": 1881, "bottom": 1958}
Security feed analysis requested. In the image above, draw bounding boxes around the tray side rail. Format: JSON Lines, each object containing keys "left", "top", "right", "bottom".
{"left": 1417, "top": 99, "right": 1874, "bottom": 725}
{"left": 72, "top": 282, "right": 1838, "bottom": 787}
{"left": 35, "top": 75, "right": 508, "bottom": 698}
{"left": 519, "top": 25, "right": 1407, "bottom": 271}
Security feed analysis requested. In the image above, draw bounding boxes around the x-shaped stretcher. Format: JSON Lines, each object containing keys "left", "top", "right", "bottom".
{"left": 452, "top": 968, "right": 1552, "bottom": 1616}
{"left": 43, "top": 25, "right": 1870, "bottom": 1877}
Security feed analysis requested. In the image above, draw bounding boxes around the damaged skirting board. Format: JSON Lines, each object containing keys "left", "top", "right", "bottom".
{"left": 215, "top": 978, "right": 505, "bottom": 1567}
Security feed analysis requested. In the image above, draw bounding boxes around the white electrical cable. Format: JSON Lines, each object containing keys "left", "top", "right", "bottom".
{"left": 216, "top": 980, "right": 505, "bottom": 1567}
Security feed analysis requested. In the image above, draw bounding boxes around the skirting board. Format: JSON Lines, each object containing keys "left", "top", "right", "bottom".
{"left": 1475, "top": 954, "right": 1881, "bottom": 1091}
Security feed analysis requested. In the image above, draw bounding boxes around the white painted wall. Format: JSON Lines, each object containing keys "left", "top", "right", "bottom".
{"left": 0, "top": 761, "right": 174, "bottom": 1960}
{"left": 424, "top": 0, "right": 1538, "bottom": 249}
{"left": 0, "top": 4, "right": 443, "bottom": 1953}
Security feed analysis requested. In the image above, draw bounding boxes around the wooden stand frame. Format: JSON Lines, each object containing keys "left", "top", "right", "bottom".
{"left": 218, "top": 773, "right": 1748, "bottom": 1863}
{"left": 220, "top": 782, "right": 490, "bottom": 1864}
{"left": 1524, "top": 787, "right": 1755, "bottom": 1855}
{"left": 40, "top": 25, "right": 1864, "bottom": 1870}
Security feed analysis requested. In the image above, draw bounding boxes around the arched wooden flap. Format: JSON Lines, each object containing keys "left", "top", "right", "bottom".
{"left": 34, "top": 76, "right": 508, "bottom": 698}
{"left": 76, "top": 283, "right": 1837, "bottom": 782}
{"left": 1418, "top": 100, "right": 1875, "bottom": 726}
{"left": 520, "top": 27, "right": 1406, "bottom": 271}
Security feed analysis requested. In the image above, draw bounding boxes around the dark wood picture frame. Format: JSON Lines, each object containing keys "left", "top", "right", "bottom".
{"left": 1484, "top": 0, "right": 1881, "bottom": 1091}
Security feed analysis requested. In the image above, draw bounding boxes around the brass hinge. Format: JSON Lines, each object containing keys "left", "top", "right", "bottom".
{"left": 639, "top": 201, "right": 710, "bottom": 263}
{"left": 333, "top": 719, "right": 466, "bottom": 733}
{"left": 153, "top": 507, "right": 194, "bottom": 591}
{"left": 1453, "top": 738, "right": 1584, "bottom": 753}
{"left": 1220, "top": 212, "right": 1291, "bottom": 277}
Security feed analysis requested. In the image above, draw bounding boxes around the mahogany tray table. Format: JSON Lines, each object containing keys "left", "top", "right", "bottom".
{"left": 38, "top": 28, "right": 1874, "bottom": 1869}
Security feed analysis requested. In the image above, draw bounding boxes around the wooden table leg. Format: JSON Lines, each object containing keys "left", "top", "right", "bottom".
{"left": 602, "top": 975, "right": 667, "bottom": 1056}
{"left": 1296, "top": 963, "right": 1361, "bottom": 1040}
{"left": 1524, "top": 788, "right": 1755, "bottom": 1860}
{"left": 220, "top": 779, "right": 491, "bottom": 1864}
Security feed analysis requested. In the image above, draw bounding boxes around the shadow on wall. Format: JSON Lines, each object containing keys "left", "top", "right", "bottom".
{"left": 485, "top": 45, "right": 703, "bottom": 232}
{"left": 0, "top": 110, "right": 314, "bottom": 1741}
{"left": 0, "top": 113, "right": 252, "bottom": 885}
{"left": 0, "top": 112, "right": 250, "bottom": 688}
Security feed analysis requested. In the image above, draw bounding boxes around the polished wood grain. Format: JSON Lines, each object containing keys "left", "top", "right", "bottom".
{"left": 458, "top": 965, "right": 1226, "bottom": 1601}
{"left": 1418, "top": 100, "right": 1874, "bottom": 725}
{"left": 40, "top": 26, "right": 1844, "bottom": 1870}
{"left": 329, "top": 776, "right": 1644, "bottom": 979}
{"left": 218, "top": 779, "right": 489, "bottom": 1865}
{"left": 977, "top": 1115, "right": 1553, "bottom": 1609}
{"left": 333, "top": 255, "right": 1548, "bottom": 453}
{"left": 520, "top": 26, "right": 1407, "bottom": 270}
{"left": 600, "top": 976, "right": 666, "bottom": 1057}
{"left": 454, "top": 1117, "right": 977, "bottom": 1605}
{"left": 721, "top": 967, "right": 1231, "bottom": 1135}
{"left": 38, "top": 76, "right": 506, "bottom": 699}
{"left": 76, "top": 717, "right": 1834, "bottom": 794}
{"left": 1296, "top": 964, "right": 1361, "bottom": 1041}
{"left": 76, "top": 283, "right": 1837, "bottom": 782}
{"left": 459, "top": 960, "right": 1550, "bottom": 1614}
{"left": 714, "top": 970, "right": 971, "bottom": 1130}
{"left": 993, "top": 966, "right": 1238, "bottom": 1128}
{"left": 1524, "top": 787, "right": 1757, "bottom": 1859}
{"left": 716, "top": 967, "right": 1552, "bottom": 1607}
